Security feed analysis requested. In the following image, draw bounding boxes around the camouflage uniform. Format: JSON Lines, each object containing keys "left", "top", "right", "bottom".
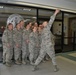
{"left": 2, "top": 14, "right": 19, "bottom": 66}
{"left": 13, "top": 28, "right": 22, "bottom": 61}
{"left": 29, "top": 32, "right": 39, "bottom": 63}
{"left": 34, "top": 15, "right": 57, "bottom": 66}
{"left": 2, "top": 29, "right": 13, "bottom": 63}
{"left": 38, "top": 31, "right": 42, "bottom": 55}
{"left": 12, "top": 14, "right": 24, "bottom": 63}
{"left": 22, "top": 29, "right": 31, "bottom": 62}
{"left": 50, "top": 31, "right": 55, "bottom": 46}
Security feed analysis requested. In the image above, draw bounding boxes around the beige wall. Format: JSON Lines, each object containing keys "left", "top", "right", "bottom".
{"left": 53, "top": 22, "right": 62, "bottom": 35}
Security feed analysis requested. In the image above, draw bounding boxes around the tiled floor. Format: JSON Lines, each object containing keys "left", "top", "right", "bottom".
{"left": 69, "top": 53, "right": 76, "bottom": 57}
{"left": 0, "top": 52, "right": 76, "bottom": 75}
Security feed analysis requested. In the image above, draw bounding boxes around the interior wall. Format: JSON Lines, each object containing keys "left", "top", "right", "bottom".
{"left": 53, "top": 22, "right": 62, "bottom": 35}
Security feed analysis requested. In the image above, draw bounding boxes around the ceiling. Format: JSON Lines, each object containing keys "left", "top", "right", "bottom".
{"left": 66, "top": 0, "right": 76, "bottom": 2}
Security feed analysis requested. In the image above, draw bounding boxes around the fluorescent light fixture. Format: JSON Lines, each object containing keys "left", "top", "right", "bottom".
{"left": 24, "top": 19, "right": 30, "bottom": 22}
{"left": 64, "top": 13, "right": 69, "bottom": 16}
{"left": 23, "top": 8, "right": 31, "bottom": 11}
{"left": 32, "top": 17, "right": 36, "bottom": 19}
{"left": 0, "top": 6, "right": 3, "bottom": 8}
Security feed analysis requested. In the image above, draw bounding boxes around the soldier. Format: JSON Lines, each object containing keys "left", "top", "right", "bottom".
{"left": 44, "top": 32, "right": 55, "bottom": 62}
{"left": 22, "top": 20, "right": 32, "bottom": 64}
{"left": 2, "top": 23, "right": 14, "bottom": 67}
{"left": 13, "top": 23, "right": 22, "bottom": 65}
{"left": 29, "top": 26, "right": 39, "bottom": 65}
{"left": 32, "top": 9, "right": 60, "bottom": 72}
{"left": 38, "top": 25, "right": 48, "bottom": 62}
{"left": 38, "top": 25, "right": 43, "bottom": 54}
{"left": 15, "top": 14, "right": 24, "bottom": 64}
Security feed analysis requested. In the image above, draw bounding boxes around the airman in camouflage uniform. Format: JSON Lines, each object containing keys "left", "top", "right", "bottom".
{"left": 29, "top": 26, "right": 39, "bottom": 65}
{"left": 22, "top": 20, "right": 32, "bottom": 64}
{"left": 2, "top": 24, "right": 13, "bottom": 67}
{"left": 33, "top": 9, "right": 60, "bottom": 72}
{"left": 13, "top": 15, "right": 24, "bottom": 64}
{"left": 13, "top": 24, "right": 22, "bottom": 65}
{"left": 2, "top": 14, "right": 17, "bottom": 67}
{"left": 38, "top": 25, "right": 43, "bottom": 55}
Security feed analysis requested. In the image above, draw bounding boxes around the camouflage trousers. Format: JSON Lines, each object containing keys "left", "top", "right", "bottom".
{"left": 34, "top": 45, "right": 57, "bottom": 66}
{"left": 3, "top": 45, "right": 13, "bottom": 63}
{"left": 14, "top": 46, "right": 21, "bottom": 61}
{"left": 22, "top": 43, "right": 29, "bottom": 61}
{"left": 29, "top": 45, "right": 39, "bottom": 62}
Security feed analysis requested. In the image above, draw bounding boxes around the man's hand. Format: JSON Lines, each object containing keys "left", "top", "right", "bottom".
{"left": 26, "top": 40, "right": 29, "bottom": 43}
{"left": 54, "top": 9, "right": 60, "bottom": 16}
{"left": 7, "top": 43, "right": 10, "bottom": 48}
{"left": 16, "top": 44, "right": 19, "bottom": 48}
{"left": 36, "top": 44, "right": 39, "bottom": 47}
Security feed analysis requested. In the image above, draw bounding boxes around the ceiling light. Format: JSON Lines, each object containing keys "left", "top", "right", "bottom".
{"left": 0, "top": 6, "right": 3, "bottom": 8}
{"left": 23, "top": 8, "right": 31, "bottom": 11}
{"left": 32, "top": 17, "right": 36, "bottom": 19}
